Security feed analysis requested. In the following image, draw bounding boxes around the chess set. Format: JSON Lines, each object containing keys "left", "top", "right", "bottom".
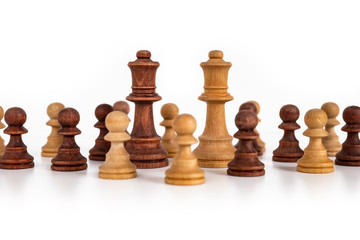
{"left": 0, "top": 49, "right": 359, "bottom": 185}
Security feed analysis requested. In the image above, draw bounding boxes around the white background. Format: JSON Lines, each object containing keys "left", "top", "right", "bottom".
{"left": 1, "top": 0, "right": 360, "bottom": 239}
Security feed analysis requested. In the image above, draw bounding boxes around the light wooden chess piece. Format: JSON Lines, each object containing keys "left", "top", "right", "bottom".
{"left": 160, "top": 103, "right": 179, "bottom": 158}
{"left": 193, "top": 50, "right": 235, "bottom": 168}
{"left": 296, "top": 109, "right": 334, "bottom": 174}
{"left": 0, "top": 106, "right": 5, "bottom": 156}
{"left": 248, "top": 100, "right": 266, "bottom": 152}
{"left": 41, "top": 102, "right": 65, "bottom": 157}
{"left": 98, "top": 111, "right": 137, "bottom": 180}
{"left": 165, "top": 114, "right": 205, "bottom": 185}
{"left": 321, "top": 102, "right": 342, "bottom": 156}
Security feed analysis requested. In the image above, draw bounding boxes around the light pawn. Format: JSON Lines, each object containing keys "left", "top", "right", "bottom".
{"left": 321, "top": 102, "right": 342, "bottom": 156}
{"left": 248, "top": 100, "right": 266, "bottom": 152}
{"left": 160, "top": 103, "right": 179, "bottom": 157}
{"left": 165, "top": 114, "right": 205, "bottom": 185}
{"left": 0, "top": 106, "right": 5, "bottom": 156}
{"left": 99, "top": 111, "right": 137, "bottom": 179}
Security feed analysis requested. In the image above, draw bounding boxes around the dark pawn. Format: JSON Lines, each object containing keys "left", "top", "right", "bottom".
{"left": 113, "top": 101, "right": 130, "bottom": 115}
{"left": 335, "top": 106, "right": 360, "bottom": 166}
{"left": 0, "top": 107, "right": 34, "bottom": 169}
{"left": 227, "top": 110, "right": 265, "bottom": 177}
{"left": 273, "top": 105, "right": 304, "bottom": 162}
{"left": 51, "top": 108, "right": 87, "bottom": 171}
{"left": 235, "top": 102, "right": 263, "bottom": 156}
{"left": 89, "top": 104, "right": 114, "bottom": 161}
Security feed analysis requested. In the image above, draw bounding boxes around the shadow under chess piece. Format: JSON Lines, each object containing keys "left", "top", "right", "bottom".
{"left": 335, "top": 106, "right": 360, "bottom": 166}
{"left": 248, "top": 100, "right": 266, "bottom": 152}
{"left": 296, "top": 109, "right": 334, "bottom": 174}
{"left": 165, "top": 114, "right": 205, "bottom": 185}
{"left": 227, "top": 110, "right": 265, "bottom": 177}
{"left": 98, "top": 111, "right": 137, "bottom": 179}
{"left": 41, "top": 102, "right": 65, "bottom": 157}
{"left": 89, "top": 104, "right": 114, "bottom": 161}
{"left": 51, "top": 108, "right": 87, "bottom": 171}
{"left": 273, "top": 104, "right": 304, "bottom": 162}
{"left": 321, "top": 102, "right": 342, "bottom": 156}
{"left": 0, "top": 106, "right": 5, "bottom": 156}
{"left": 160, "top": 103, "right": 179, "bottom": 158}
{"left": 0, "top": 107, "right": 34, "bottom": 169}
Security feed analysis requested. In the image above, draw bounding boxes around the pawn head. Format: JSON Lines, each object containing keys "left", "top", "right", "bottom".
{"left": 174, "top": 114, "right": 196, "bottom": 135}
{"left": 95, "top": 104, "right": 114, "bottom": 121}
{"left": 5, "top": 107, "right": 26, "bottom": 126}
{"left": 239, "top": 102, "right": 257, "bottom": 114}
{"left": 113, "top": 101, "right": 130, "bottom": 114}
{"left": 321, "top": 102, "right": 340, "bottom": 119}
{"left": 47, "top": 102, "right": 65, "bottom": 119}
{"left": 280, "top": 104, "right": 300, "bottom": 122}
{"left": 58, "top": 108, "right": 80, "bottom": 127}
{"left": 343, "top": 106, "right": 360, "bottom": 125}
{"left": 235, "top": 110, "right": 258, "bottom": 131}
{"left": 161, "top": 103, "right": 179, "bottom": 120}
{"left": 304, "top": 109, "right": 327, "bottom": 129}
{"left": 105, "top": 111, "right": 130, "bottom": 133}
{"left": 248, "top": 100, "right": 260, "bottom": 114}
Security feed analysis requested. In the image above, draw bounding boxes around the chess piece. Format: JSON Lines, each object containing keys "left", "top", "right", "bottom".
{"left": 0, "top": 107, "right": 34, "bottom": 169}
{"left": 89, "top": 104, "right": 114, "bottom": 161}
{"left": 193, "top": 50, "right": 235, "bottom": 168}
{"left": 113, "top": 101, "right": 130, "bottom": 115}
{"left": 296, "top": 109, "right": 334, "bottom": 174}
{"left": 273, "top": 104, "right": 304, "bottom": 162}
{"left": 165, "top": 114, "right": 205, "bottom": 185}
{"left": 227, "top": 110, "right": 265, "bottom": 177}
{"left": 98, "top": 111, "right": 137, "bottom": 179}
{"left": 41, "top": 102, "right": 65, "bottom": 157}
{"left": 335, "top": 106, "right": 360, "bottom": 166}
{"left": 321, "top": 102, "right": 342, "bottom": 156}
{"left": 0, "top": 106, "right": 5, "bottom": 156}
{"left": 236, "top": 102, "right": 263, "bottom": 156}
{"left": 248, "top": 100, "right": 266, "bottom": 152}
{"left": 51, "top": 108, "right": 87, "bottom": 171}
{"left": 125, "top": 50, "right": 168, "bottom": 168}
{"left": 160, "top": 103, "right": 179, "bottom": 158}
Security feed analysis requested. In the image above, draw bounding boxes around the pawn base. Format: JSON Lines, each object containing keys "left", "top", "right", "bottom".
{"left": 165, "top": 176, "right": 205, "bottom": 186}
{"left": 327, "top": 151, "right": 340, "bottom": 157}
{"left": 89, "top": 155, "right": 105, "bottom": 161}
{"left": 272, "top": 156, "right": 300, "bottom": 163}
{"left": 167, "top": 152, "right": 177, "bottom": 158}
{"left": 132, "top": 159, "right": 168, "bottom": 169}
{"left": 51, "top": 164, "right": 88, "bottom": 171}
{"left": 296, "top": 165, "right": 334, "bottom": 174}
{"left": 227, "top": 168, "right": 265, "bottom": 177}
{"left": 335, "top": 159, "right": 360, "bottom": 166}
{"left": 0, "top": 162, "right": 34, "bottom": 170}
{"left": 99, "top": 171, "right": 137, "bottom": 180}
{"left": 198, "top": 159, "right": 230, "bottom": 168}
{"left": 41, "top": 151, "right": 58, "bottom": 158}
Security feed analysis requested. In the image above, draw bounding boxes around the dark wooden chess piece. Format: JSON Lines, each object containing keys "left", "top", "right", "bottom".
{"left": 89, "top": 104, "right": 114, "bottom": 161}
{"left": 113, "top": 101, "right": 130, "bottom": 115}
{"left": 51, "top": 108, "right": 88, "bottom": 171}
{"left": 273, "top": 104, "right": 304, "bottom": 162}
{"left": 0, "top": 107, "right": 34, "bottom": 169}
{"left": 235, "top": 102, "right": 263, "bottom": 156}
{"left": 227, "top": 110, "right": 265, "bottom": 177}
{"left": 335, "top": 106, "right": 360, "bottom": 166}
{"left": 125, "top": 50, "right": 168, "bottom": 168}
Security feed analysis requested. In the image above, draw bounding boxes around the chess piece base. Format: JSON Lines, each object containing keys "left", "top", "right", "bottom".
{"left": 99, "top": 171, "right": 137, "bottom": 180}
{"left": 51, "top": 164, "right": 88, "bottom": 171}
{"left": 335, "top": 159, "right": 360, "bottom": 166}
{"left": 198, "top": 159, "right": 230, "bottom": 168}
{"left": 165, "top": 176, "right": 205, "bottom": 186}
{"left": 167, "top": 151, "right": 177, "bottom": 158}
{"left": 227, "top": 168, "right": 265, "bottom": 177}
{"left": 327, "top": 150, "right": 340, "bottom": 157}
{"left": 296, "top": 165, "right": 334, "bottom": 173}
{"left": 272, "top": 156, "right": 300, "bottom": 163}
{"left": 132, "top": 159, "right": 168, "bottom": 169}
{"left": 41, "top": 150, "right": 58, "bottom": 157}
{"left": 0, "top": 162, "right": 34, "bottom": 169}
{"left": 89, "top": 155, "right": 105, "bottom": 161}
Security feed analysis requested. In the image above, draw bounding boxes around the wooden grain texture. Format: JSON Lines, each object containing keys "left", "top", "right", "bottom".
{"left": 296, "top": 109, "right": 334, "bottom": 174}
{"left": 41, "top": 102, "right": 65, "bottom": 157}
{"left": 89, "top": 104, "right": 114, "bottom": 161}
{"left": 335, "top": 106, "right": 360, "bottom": 166}
{"left": 98, "top": 111, "right": 137, "bottom": 179}
{"left": 165, "top": 114, "right": 205, "bottom": 185}
{"left": 0, "top": 107, "right": 34, "bottom": 169}
{"left": 273, "top": 104, "right": 304, "bottom": 162}
{"left": 321, "top": 102, "right": 342, "bottom": 156}
{"left": 51, "top": 108, "right": 87, "bottom": 171}
{"left": 113, "top": 101, "right": 130, "bottom": 115}
{"left": 160, "top": 103, "right": 179, "bottom": 158}
{"left": 193, "top": 50, "right": 235, "bottom": 168}
{"left": 125, "top": 50, "right": 168, "bottom": 168}
{"left": 248, "top": 100, "right": 266, "bottom": 152}
{"left": 227, "top": 110, "right": 265, "bottom": 177}
{"left": 0, "top": 106, "right": 5, "bottom": 156}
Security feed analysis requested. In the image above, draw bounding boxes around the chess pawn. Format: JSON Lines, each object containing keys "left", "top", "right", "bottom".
{"left": 272, "top": 104, "right": 304, "bottom": 162}
{"left": 193, "top": 50, "right": 235, "bottom": 168}
{"left": 296, "top": 109, "right": 334, "bottom": 174}
{"left": 160, "top": 103, "right": 179, "bottom": 157}
{"left": 98, "top": 111, "right": 137, "bottom": 179}
{"left": 165, "top": 114, "right": 205, "bottom": 185}
{"left": 89, "top": 104, "right": 114, "bottom": 161}
{"left": 235, "top": 102, "right": 263, "bottom": 156}
{"left": 0, "top": 107, "right": 34, "bottom": 169}
{"left": 113, "top": 101, "right": 130, "bottom": 115}
{"left": 51, "top": 108, "right": 87, "bottom": 171}
{"left": 0, "top": 106, "right": 5, "bottom": 156}
{"left": 321, "top": 102, "right": 342, "bottom": 156}
{"left": 248, "top": 100, "right": 266, "bottom": 152}
{"left": 227, "top": 110, "right": 265, "bottom": 177}
{"left": 335, "top": 106, "right": 360, "bottom": 166}
{"left": 41, "top": 102, "right": 65, "bottom": 157}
